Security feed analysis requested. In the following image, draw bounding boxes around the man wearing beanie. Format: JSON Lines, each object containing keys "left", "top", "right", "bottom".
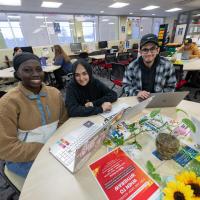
{"left": 123, "top": 33, "right": 176, "bottom": 99}
{"left": 0, "top": 52, "right": 68, "bottom": 177}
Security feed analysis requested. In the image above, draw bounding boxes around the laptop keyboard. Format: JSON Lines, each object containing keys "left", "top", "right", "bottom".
{"left": 55, "top": 124, "right": 101, "bottom": 166}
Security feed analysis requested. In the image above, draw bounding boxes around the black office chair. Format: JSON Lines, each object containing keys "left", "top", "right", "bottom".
{"left": 110, "top": 63, "right": 125, "bottom": 97}
{"left": 0, "top": 161, "right": 25, "bottom": 197}
{"left": 111, "top": 46, "right": 119, "bottom": 53}
{"left": 78, "top": 52, "right": 89, "bottom": 62}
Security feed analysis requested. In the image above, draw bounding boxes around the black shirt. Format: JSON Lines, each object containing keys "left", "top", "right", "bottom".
{"left": 65, "top": 78, "right": 118, "bottom": 117}
{"left": 139, "top": 56, "right": 160, "bottom": 93}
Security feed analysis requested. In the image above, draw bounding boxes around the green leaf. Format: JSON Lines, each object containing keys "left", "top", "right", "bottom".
{"left": 182, "top": 118, "right": 196, "bottom": 133}
{"left": 112, "top": 137, "right": 124, "bottom": 146}
{"left": 128, "top": 123, "right": 136, "bottom": 129}
{"left": 134, "top": 141, "right": 142, "bottom": 150}
{"left": 150, "top": 109, "right": 160, "bottom": 118}
{"left": 176, "top": 108, "right": 189, "bottom": 117}
{"left": 150, "top": 173, "right": 162, "bottom": 184}
{"left": 103, "top": 138, "right": 112, "bottom": 146}
{"left": 139, "top": 118, "right": 148, "bottom": 125}
{"left": 146, "top": 160, "right": 156, "bottom": 173}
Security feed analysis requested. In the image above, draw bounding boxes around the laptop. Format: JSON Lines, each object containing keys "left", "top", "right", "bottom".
{"left": 49, "top": 98, "right": 153, "bottom": 173}
{"left": 49, "top": 120, "right": 111, "bottom": 173}
{"left": 181, "top": 51, "right": 190, "bottom": 60}
{"left": 146, "top": 91, "right": 189, "bottom": 108}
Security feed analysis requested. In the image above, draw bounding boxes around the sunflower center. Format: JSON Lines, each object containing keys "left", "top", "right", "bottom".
{"left": 174, "top": 191, "right": 186, "bottom": 200}
{"left": 190, "top": 183, "right": 200, "bottom": 197}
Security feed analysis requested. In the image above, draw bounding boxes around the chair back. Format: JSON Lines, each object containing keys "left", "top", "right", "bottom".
{"left": 117, "top": 52, "right": 129, "bottom": 61}
{"left": 110, "top": 63, "right": 125, "bottom": 81}
{"left": 105, "top": 53, "right": 117, "bottom": 63}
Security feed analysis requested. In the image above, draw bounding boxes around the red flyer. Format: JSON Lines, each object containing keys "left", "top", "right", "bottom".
{"left": 89, "top": 148, "right": 160, "bottom": 200}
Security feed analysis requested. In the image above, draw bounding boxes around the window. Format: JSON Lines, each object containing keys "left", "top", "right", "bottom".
{"left": 57, "top": 21, "right": 74, "bottom": 44}
{"left": 140, "top": 17, "right": 153, "bottom": 37}
{"left": 152, "top": 18, "right": 164, "bottom": 35}
{"left": 129, "top": 17, "right": 141, "bottom": 40}
{"left": 75, "top": 15, "right": 97, "bottom": 43}
{"left": 0, "top": 21, "right": 15, "bottom": 48}
{"left": 99, "top": 16, "right": 118, "bottom": 41}
{"left": 82, "top": 22, "right": 96, "bottom": 42}
{"left": 9, "top": 21, "right": 26, "bottom": 46}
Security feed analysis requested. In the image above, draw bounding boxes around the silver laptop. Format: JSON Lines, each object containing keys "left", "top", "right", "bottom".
{"left": 49, "top": 120, "right": 111, "bottom": 173}
{"left": 181, "top": 51, "right": 190, "bottom": 60}
{"left": 49, "top": 98, "right": 153, "bottom": 173}
{"left": 146, "top": 91, "right": 189, "bottom": 108}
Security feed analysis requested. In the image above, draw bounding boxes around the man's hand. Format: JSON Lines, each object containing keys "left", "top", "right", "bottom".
{"left": 85, "top": 102, "right": 93, "bottom": 107}
{"left": 101, "top": 102, "right": 112, "bottom": 112}
{"left": 137, "top": 91, "right": 150, "bottom": 100}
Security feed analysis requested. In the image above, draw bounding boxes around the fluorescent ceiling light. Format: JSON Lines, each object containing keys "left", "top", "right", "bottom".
{"left": 8, "top": 15, "right": 20, "bottom": 19}
{"left": 165, "top": 8, "right": 182, "bottom": 12}
{"left": 41, "top": 1, "right": 62, "bottom": 8}
{"left": 40, "top": 25, "right": 47, "bottom": 28}
{"left": 152, "top": 14, "right": 156, "bottom": 16}
{"left": 109, "top": 2, "right": 129, "bottom": 8}
{"left": 108, "top": 22, "right": 115, "bottom": 24}
{"left": 0, "top": 0, "right": 21, "bottom": 6}
{"left": 69, "top": 22, "right": 74, "bottom": 24}
{"left": 194, "top": 14, "right": 200, "bottom": 16}
{"left": 100, "top": 11, "right": 104, "bottom": 13}
{"left": 45, "top": 21, "right": 53, "bottom": 24}
{"left": 102, "top": 19, "right": 109, "bottom": 22}
{"left": 141, "top": 5, "right": 160, "bottom": 10}
{"left": 129, "top": 12, "right": 133, "bottom": 14}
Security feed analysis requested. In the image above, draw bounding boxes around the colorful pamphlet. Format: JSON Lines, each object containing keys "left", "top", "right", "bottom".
{"left": 89, "top": 148, "right": 160, "bottom": 200}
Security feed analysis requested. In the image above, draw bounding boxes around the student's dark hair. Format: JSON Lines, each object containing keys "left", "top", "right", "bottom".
{"left": 13, "top": 47, "right": 21, "bottom": 56}
{"left": 72, "top": 59, "right": 92, "bottom": 81}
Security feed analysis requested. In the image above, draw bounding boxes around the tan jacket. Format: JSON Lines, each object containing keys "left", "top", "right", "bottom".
{"left": 178, "top": 43, "right": 200, "bottom": 59}
{"left": 0, "top": 83, "right": 68, "bottom": 162}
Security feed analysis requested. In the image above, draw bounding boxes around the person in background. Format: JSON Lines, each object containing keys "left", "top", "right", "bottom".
{"left": 65, "top": 59, "right": 118, "bottom": 117}
{"left": 0, "top": 52, "right": 68, "bottom": 177}
{"left": 13, "top": 47, "right": 22, "bottom": 56}
{"left": 177, "top": 38, "right": 200, "bottom": 59}
{"left": 177, "top": 38, "right": 200, "bottom": 82}
{"left": 53, "top": 45, "right": 72, "bottom": 89}
{"left": 123, "top": 33, "right": 176, "bottom": 100}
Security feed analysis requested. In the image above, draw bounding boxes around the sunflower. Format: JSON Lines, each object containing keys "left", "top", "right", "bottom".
{"left": 176, "top": 171, "right": 200, "bottom": 199}
{"left": 163, "top": 181, "right": 193, "bottom": 200}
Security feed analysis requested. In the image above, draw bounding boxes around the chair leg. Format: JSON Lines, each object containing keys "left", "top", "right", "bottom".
{"left": 111, "top": 84, "right": 115, "bottom": 90}
{"left": 194, "top": 90, "right": 200, "bottom": 99}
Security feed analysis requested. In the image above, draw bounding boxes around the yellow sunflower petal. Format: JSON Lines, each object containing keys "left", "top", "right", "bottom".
{"left": 163, "top": 181, "right": 194, "bottom": 200}
{"left": 176, "top": 171, "right": 197, "bottom": 185}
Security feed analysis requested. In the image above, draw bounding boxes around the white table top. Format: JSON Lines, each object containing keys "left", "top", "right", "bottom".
{"left": 0, "top": 65, "right": 61, "bottom": 79}
{"left": 0, "top": 67, "right": 14, "bottom": 78}
{"left": 89, "top": 54, "right": 105, "bottom": 60}
{"left": 19, "top": 97, "right": 200, "bottom": 200}
{"left": 181, "top": 59, "right": 200, "bottom": 71}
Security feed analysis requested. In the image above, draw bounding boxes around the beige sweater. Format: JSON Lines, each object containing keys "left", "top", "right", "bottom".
{"left": 0, "top": 82, "right": 68, "bottom": 162}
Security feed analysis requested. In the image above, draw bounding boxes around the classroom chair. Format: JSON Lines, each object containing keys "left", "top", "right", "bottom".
{"left": 110, "top": 63, "right": 125, "bottom": 97}
{"left": 0, "top": 161, "right": 25, "bottom": 196}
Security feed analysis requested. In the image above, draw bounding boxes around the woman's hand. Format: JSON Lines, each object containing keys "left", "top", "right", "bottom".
{"left": 85, "top": 102, "right": 94, "bottom": 107}
{"left": 101, "top": 102, "right": 112, "bottom": 112}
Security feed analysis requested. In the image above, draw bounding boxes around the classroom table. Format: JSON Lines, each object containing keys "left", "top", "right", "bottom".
{"left": 0, "top": 65, "right": 61, "bottom": 79}
{"left": 0, "top": 67, "right": 15, "bottom": 78}
{"left": 181, "top": 59, "right": 200, "bottom": 71}
{"left": 89, "top": 54, "right": 105, "bottom": 60}
{"left": 19, "top": 97, "right": 200, "bottom": 200}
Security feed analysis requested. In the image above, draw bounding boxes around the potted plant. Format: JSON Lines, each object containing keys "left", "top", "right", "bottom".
{"left": 155, "top": 108, "right": 196, "bottom": 160}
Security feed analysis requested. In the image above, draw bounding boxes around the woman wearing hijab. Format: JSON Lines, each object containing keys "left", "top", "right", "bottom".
{"left": 0, "top": 52, "right": 68, "bottom": 177}
{"left": 65, "top": 59, "right": 118, "bottom": 117}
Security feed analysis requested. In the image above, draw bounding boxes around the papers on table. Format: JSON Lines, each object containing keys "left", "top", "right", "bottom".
{"left": 100, "top": 103, "right": 130, "bottom": 119}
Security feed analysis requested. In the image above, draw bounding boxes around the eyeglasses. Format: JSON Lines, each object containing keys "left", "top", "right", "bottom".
{"left": 141, "top": 47, "right": 158, "bottom": 54}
